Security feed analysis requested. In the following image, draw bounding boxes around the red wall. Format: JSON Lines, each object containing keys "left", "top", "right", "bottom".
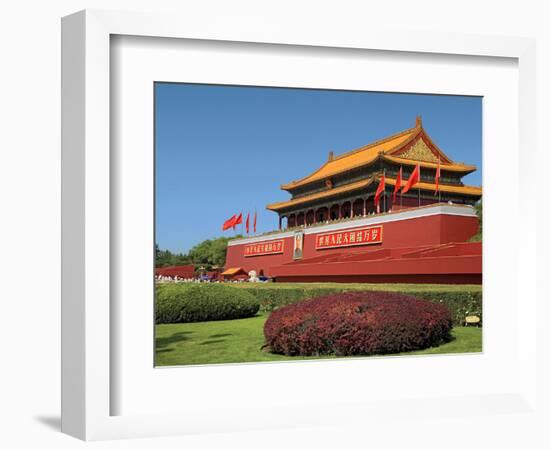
{"left": 225, "top": 212, "right": 479, "bottom": 276}
{"left": 155, "top": 265, "right": 195, "bottom": 278}
{"left": 439, "top": 214, "right": 479, "bottom": 243}
{"left": 271, "top": 242, "right": 482, "bottom": 285}
{"left": 225, "top": 236, "right": 295, "bottom": 275}
{"left": 274, "top": 274, "right": 481, "bottom": 284}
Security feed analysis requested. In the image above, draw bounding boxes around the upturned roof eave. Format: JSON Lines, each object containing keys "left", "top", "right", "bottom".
{"left": 268, "top": 177, "right": 376, "bottom": 212}
{"left": 280, "top": 152, "right": 387, "bottom": 193}
{"left": 384, "top": 177, "right": 483, "bottom": 197}
{"left": 280, "top": 125, "right": 420, "bottom": 191}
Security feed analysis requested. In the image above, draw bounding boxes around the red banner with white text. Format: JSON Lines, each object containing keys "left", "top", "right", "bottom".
{"left": 315, "top": 225, "right": 383, "bottom": 250}
{"left": 244, "top": 239, "right": 285, "bottom": 257}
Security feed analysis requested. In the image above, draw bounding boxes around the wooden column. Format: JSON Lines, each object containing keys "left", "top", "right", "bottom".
{"left": 278, "top": 216, "right": 282, "bottom": 230}
{"left": 338, "top": 204, "right": 342, "bottom": 219}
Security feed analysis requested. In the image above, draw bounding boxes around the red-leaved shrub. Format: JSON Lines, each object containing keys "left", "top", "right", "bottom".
{"left": 263, "top": 291, "right": 452, "bottom": 356}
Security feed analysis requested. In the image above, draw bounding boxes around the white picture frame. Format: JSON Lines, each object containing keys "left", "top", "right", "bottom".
{"left": 61, "top": 9, "right": 539, "bottom": 442}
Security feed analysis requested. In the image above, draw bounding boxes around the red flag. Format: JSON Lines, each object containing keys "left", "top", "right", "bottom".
{"left": 393, "top": 167, "right": 402, "bottom": 203}
{"left": 253, "top": 211, "right": 257, "bottom": 233}
{"left": 401, "top": 164, "right": 420, "bottom": 195}
{"left": 233, "top": 212, "right": 243, "bottom": 230}
{"left": 222, "top": 214, "right": 236, "bottom": 231}
{"left": 245, "top": 213, "right": 250, "bottom": 234}
{"left": 434, "top": 157, "right": 441, "bottom": 195}
{"left": 374, "top": 173, "right": 385, "bottom": 210}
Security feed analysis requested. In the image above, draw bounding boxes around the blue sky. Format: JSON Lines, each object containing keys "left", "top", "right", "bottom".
{"left": 155, "top": 83, "right": 482, "bottom": 254}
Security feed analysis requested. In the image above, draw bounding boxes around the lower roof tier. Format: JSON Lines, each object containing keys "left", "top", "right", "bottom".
{"left": 266, "top": 175, "right": 482, "bottom": 212}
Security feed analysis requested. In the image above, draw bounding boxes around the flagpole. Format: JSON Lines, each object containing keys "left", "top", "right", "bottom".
{"left": 400, "top": 167, "right": 403, "bottom": 209}
{"left": 418, "top": 166, "right": 421, "bottom": 207}
{"left": 437, "top": 157, "right": 441, "bottom": 204}
{"left": 400, "top": 170, "right": 403, "bottom": 209}
{"left": 383, "top": 169, "right": 386, "bottom": 213}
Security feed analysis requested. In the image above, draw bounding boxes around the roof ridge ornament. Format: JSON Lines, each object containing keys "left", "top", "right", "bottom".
{"left": 416, "top": 115, "right": 423, "bottom": 128}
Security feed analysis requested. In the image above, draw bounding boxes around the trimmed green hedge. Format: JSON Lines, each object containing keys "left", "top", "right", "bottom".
{"left": 155, "top": 284, "right": 260, "bottom": 323}
{"left": 155, "top": 283, "right": 482, "bottom": 326}
{"left": 239, "top": 286, "right": 343, "bottom": 311}
{"left": 406, "top": 290, "right": 482, "bottom": 326}
{"left": 237, "top": 285, "right": 481, "bottom": 326}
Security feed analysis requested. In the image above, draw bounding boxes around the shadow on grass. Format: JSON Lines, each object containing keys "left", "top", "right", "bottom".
{"left": 199, "top": 339, "right": 227, "bottom": 345}
{"left": 209, "top": 333, "right": 232, "bottom": 338}
{"left": 156, "top": 348, "right": 174, "bottom": 353}
{"left": 156, "top": 331, "right": 193, "bottom": 349}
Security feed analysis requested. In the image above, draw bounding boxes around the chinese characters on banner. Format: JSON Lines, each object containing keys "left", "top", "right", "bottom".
{"left": 315, "top": 225, "right": 383, "bottom": 250}
{"left": 244, "top": 239, "right": 285, "bottom": 257}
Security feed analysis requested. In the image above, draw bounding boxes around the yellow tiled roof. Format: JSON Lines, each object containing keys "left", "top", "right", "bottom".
{"left": 267, "top": 177, "right": 375, "bottom": 211}
{"left": 382, "top": 154, "right": 476, "bottom": 173}
{"left": 280, "top": 119, "right": 477, "bottom": 190}
{"left": 385, "top": 177, "right": 482, "bottom": 196}
{"left": 221, "top": 267, "right": 245, "bottom": 276}
{"left": 280, "top": 127, "right": 418, "bottom": 190}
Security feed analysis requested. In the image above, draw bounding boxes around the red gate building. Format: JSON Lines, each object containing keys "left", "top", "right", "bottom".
{"left": 225, "top": 118, "right": 482, "bottom": 284}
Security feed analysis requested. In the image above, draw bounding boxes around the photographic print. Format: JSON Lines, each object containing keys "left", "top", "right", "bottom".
{"left": 154, "top": 83, "right": 482, "bottom": 366}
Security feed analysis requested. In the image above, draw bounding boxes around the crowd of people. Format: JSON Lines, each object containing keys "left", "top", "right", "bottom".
{"left": 154, "top": 270, "right": 270, "bottom": 284}
{"left": 155, "top": 274, "right": 216, "bottom": 283}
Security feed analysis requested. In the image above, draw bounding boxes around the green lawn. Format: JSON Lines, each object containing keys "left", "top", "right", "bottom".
{"left": 155, "top": 312, "right": 482, "bottom": 367}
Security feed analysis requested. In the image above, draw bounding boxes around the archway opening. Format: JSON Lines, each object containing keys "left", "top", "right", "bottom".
{"left": 288, "top": 214, "right": 296, "bottom": 228}
{"left": 329, "top": 204, "right": 340, "bottom": 220}
{"left": 341, "top": 201, "right": 352, "bottom": 218}
{"left": 353, "top": 199, "right": 364, "bottom": 217}
{"left": 316, "top": 207, "right": 328, "bottom": 223}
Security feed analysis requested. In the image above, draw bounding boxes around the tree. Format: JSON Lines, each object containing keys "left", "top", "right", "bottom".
{"left": 156, "top": 235, "right": 243, "bottom": 269}
{"left": 469, "top": 199, "right": 482, "bottom": 242}
{"left": 475, "top": 199, "right": 482, "bottom": 234}
{"left": 155, "top": 245, "right": 192, "bottom": 267}
{"left": 187, "top": 235, "right": 243, "bottom": 268}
